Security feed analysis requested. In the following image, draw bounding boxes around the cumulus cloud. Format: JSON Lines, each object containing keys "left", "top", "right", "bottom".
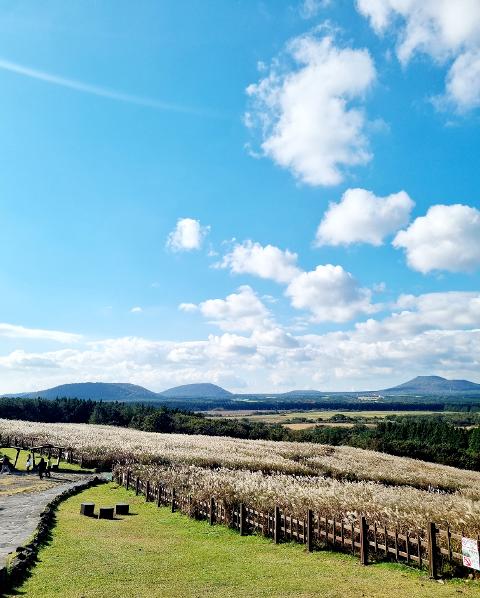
{"left": 246, "top": 34, "right": 376, "bottom": 186}
{"left": 1, "top": 290, "right": 480, "bottom": 393}
{"left": 166, "top": 218, "right": 209, "bottom": 252}
{"left": 194, "top": 285, "right": 272, "bottom": 332}
{"left": 356, "top": 0, "right": 480, "bottom": 111}
{"left": 355, "top": 292, "right": 480, "bottom": 340}
{"left": 393, "top": 204, "right": 480, "bottom": 273}
{"left": 130, "top": 306, "right": 142, "bottom": 313}
{"left": 315, "top": 188, "right": 414, "bottom": 246}
{"left": 285, "top": 264, "right": 377, "bottom": 322}
{"left": 219, "top": 240, "right": 300, "bottom": 283}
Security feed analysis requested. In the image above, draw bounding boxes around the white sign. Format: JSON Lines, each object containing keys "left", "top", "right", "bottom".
{"left": 462, "top": 537, "right": 480, "bottom": 570}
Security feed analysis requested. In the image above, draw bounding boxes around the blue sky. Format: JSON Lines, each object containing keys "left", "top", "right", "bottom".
{"left": 0, "top": 0, "right": 479, "bottom": 393}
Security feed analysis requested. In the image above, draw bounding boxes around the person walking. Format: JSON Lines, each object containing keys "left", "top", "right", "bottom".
{"left": 1, "top": 454, "right": 11, "bottom": 474}
{"left": 38, "top": 457, "right": 46, "bottom": 479}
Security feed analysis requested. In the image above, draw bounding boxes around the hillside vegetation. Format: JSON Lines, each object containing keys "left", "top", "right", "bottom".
{"left": 2, "top": 418, "right": 480, "bottom": 535}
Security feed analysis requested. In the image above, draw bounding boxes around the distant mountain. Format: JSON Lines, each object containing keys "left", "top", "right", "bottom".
{"left": 160, "top": 383, "right": 232, "bottom": 399}
{"left": 279, "top": 390, "right": 324, "bottom": 398}
{"left": 4, "top": 382, "right": 160, "bottom": 402}
{"left": 382, "top": 376, "right": 480, "bottom": 394}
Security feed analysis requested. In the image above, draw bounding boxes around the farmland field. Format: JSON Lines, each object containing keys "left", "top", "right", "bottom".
{"left": 205, "top": 409, "right": 449, "bottom": 425}
{"left": 6, "top": 483, "right": 479, "bottom": 598}
{"left": 2, "top": 418, "right": 480, "bottom": 536}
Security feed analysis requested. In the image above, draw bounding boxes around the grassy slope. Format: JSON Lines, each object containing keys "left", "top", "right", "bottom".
{"left": 0, "top": 448, "right": 91, "bottom": 472}
{"left": 8, "top": 483, "right": 479, "bottom": 598}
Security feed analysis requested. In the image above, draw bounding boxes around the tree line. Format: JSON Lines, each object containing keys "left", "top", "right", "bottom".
{"left": 1, "top": 397, "right": 479, "bottom": 470}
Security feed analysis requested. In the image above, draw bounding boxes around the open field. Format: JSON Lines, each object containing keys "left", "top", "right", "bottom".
{"left": 206, "top": 409, "right": 451, "bottom": 424}
{"left": 284, "top": 422, "right": 377, "bottom": 430}
{"left": 2, "top": 419, "right": 480, "bottom": 492}
{"left": 7, "top": 483, "right": 479, "bottom": 598}
{"left": 3, "top": 419, "right": 480, "bottom": 535}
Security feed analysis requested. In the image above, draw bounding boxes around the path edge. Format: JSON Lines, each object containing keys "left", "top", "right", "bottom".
{"left": 0, "top": 475, "right": 107, "bottom": 594}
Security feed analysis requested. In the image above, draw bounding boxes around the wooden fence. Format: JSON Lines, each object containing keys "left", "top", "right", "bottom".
{"left": 115, "top": 469, "right": 479, "bottom": 580}
{"left": 0, "top": 435, "right": 83, "bottom": 467}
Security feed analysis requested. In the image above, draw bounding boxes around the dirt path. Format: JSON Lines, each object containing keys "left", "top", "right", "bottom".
{"left": 0, "top": 472, "right": 102, "bottom": 568}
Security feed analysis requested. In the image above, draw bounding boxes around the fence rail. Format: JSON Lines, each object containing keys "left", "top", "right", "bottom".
{"left": 115, "top": 470, "right": 479, "bottom": 579}
{"left": 0, "top": 434, "right": 83, "bottom": 467}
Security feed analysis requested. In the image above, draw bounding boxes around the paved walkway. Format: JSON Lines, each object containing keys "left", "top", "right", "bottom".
{"left": 0, "top": 472, "right": 102, "bottom": 568}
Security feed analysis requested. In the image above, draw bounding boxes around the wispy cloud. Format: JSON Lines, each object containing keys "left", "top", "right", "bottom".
{"left": 0, "top": 323, "right": 82, "bottom": 343}
{"left": 0, "top": 57, "right": 211, "bottom": 116}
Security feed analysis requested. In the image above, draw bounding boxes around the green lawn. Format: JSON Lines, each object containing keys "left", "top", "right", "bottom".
{"left": 6, "top": 483, "right": 479, "bottom": 598}
{"left": 0, "top": 448, "right": 91, "bottom": 473}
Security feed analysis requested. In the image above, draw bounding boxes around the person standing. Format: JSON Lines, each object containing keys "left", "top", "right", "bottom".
{"left": 1, "top": 455, "right": 11, "bottom": 474}
{"left": 26, "top": 453, "right": 33, "bottom": 472}
{"left": 38, "top": 457, "right": 46, "bottom": 479}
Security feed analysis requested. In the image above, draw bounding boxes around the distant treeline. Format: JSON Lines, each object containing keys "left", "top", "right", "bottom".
{"left": 299, "top": 418, "right": 480, "bottom": 471}
{"left": 0, "top": 397, "right": 287, "bottom": 440}
{"left": 1, "top": 397, "right": 479, "bottom": 470}
{"left": 117, "top": 398, "right": 480, "bottom": 412}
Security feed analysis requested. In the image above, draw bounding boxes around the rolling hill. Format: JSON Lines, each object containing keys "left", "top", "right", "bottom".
{"left": 4, "top": 382, "right": 161, "bottom": 402}
{"left": 3, "top": 381, "right": 234, "bottom": 402}
{"left": 382, "top": 375, "right": 480, "bottom": 394}
{"left": 160, "top": 383, "right": 233, "bottom": 399}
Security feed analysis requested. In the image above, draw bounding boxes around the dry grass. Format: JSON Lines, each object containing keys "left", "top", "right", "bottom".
{"left": 2, "top": 418, "right": 480, "bottom": 535}
{"left": 0, "top": 475, "right": 54, "bottom": 496}
{"left": 116, "top": 463, "right": 480, "bottom": 535}
{"left": 2, "top": 418, "right": 479, "bottom": 494}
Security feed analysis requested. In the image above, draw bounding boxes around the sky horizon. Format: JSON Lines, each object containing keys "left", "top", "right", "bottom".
{"left": 0, "top": 0, "right": 479, "bottom": 394}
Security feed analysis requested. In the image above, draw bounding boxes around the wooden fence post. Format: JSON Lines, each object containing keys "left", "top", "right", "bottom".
{"left": 209, "top": 497, "right": 215, "bottom": 526}
{"left": 188, "top": 495, "right": 193, "bottom": 518}
{"left": 360, "top": 516, "right": 369, "bottom": 566}
{"left": 135, "top": 477, "right": 140, "bottom": 496}
{"left": 239, "top": 503, "right": 246, "bottom": 536}
{"left": 427, "top": 522, "right": 438, "bottom": 579}
{"left": 171, "top": 488, "right": 176, "bottom": 513}
{"left": 274, "top": 506, "right": 281, "bottom": 544}
{"left": 126, "top": 470, "right": 131, "bottom": 490}
{"left": 307, "top": 509, "right": 314, "bottom": 552}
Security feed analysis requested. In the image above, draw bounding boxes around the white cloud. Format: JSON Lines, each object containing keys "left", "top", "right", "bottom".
{"left": 393, "top": 204, "right": 480, "bottom": 273}
{"left": 0, "top": 323, "right": 81, "bottom": 343}
{"left": 166, "top": 218, "right": 209, "bottom": 252}
{"left": 445, "top": 50, "right": 480, "bottom": 111}
{"left": 356, "top": 0, "right": 480, "bottom": 111}
{"left": 130, "top": 307, "right": 142, "bottom": 313}
{"left": 219, "top": 240, "right": 300, "bottom": 283}
{"left": 285, "top": 264, "right": 377, "bottom": 322}
{"left": 178, "top": 303, "right": 198, "bottom": 313}
{"left": 355, "top": 292, "right": 480, "bottom": 340}
{"left": 246, "top": 34, "right": 376, "bottom": 186}
{"left": 1, "top": 291, "right": 480, "bottom": 393}
{"left": 196, "top": 285, "right": 272, "bottom": 332}
{"left": 300, "top": 0, "right": 331, "bottom": 19}
{"left": 315, "top": 188, "right": 414, "bottom": 246}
